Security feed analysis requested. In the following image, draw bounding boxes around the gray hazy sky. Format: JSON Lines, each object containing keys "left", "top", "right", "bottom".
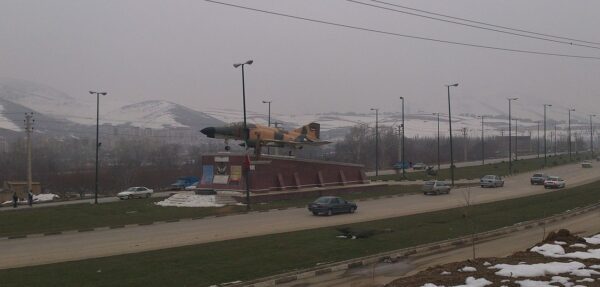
{"left": 1, "top": 0, "right": 599, "bottom": 120}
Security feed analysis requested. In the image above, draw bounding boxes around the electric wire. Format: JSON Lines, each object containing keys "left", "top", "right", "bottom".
{"left": 203, "top": 0, "right": 600, "bottom": 60}
{"left": 346, "top": 0, "right": 600, "bottom": 50}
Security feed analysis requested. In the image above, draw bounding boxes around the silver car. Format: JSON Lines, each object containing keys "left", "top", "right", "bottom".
{"left": 117, "top": 187, "right": 154, "bottom": 199}
{"left": 480, "top": 175, "right": 504, "bottom": 188}
{"left": 422, "top": 180, "right": 451, "bottom": 195}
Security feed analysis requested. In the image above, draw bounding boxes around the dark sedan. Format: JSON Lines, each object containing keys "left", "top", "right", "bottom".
{"left": 308, "top": 196, "right": 357, "bottom": 216}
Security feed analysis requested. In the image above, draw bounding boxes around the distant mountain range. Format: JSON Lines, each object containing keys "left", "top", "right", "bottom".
{"left": 0, "top": 79, "right": 590, "bottom": 141}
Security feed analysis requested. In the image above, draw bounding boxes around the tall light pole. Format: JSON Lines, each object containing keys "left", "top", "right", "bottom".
{"left": 537, "top": 121, "right": 540, "bottom": 158}
{"left": 507, "top": 97, "right": 518, "bottom": 174}
{"left": 399, "top": 97, "right": 405, "bottom": 178}
{"left": 590, "top": 114, "right": 596, "bottom": 159}
{"left": 514, "top": 118, "right": 518, "bottom": 161}
{"left": 433, "top": 113, "right": 441, "bottom": 171}
{"left": 568, "top": 108, "right": 575, "bottom": 160}
{"left": 234, "top": 59, "right": 253, "bottom": 210}
{"left": 478, "top": 115, "right": 484, "bottom": 165}
{"left": 89, "top": 91, "right": 107, "bottom": 205}
{"left": 446, "top": 83, "right": 459, "bottom": 185}
{"left": 543, "top": 104, "right": 552, "bottom": 167}
{"left": 262, "top": 100, "right": 272, "bottom": 155}
{"left": 371, "top": 108, "right": 379, "bottom": 177}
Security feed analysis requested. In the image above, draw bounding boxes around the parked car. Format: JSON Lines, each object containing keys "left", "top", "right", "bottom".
{"left": 184, "top": 181, "right": 199, "bottom": 191}
{"left": 307, "top": 196, "right": 357, "bottom": 216}
{"left": 544, "top": 176, "right": 566, "bottom": 189}
{"left": 480, "top": 175, "right": 504, "bottom": 188}
{"left": 393, "top": 161, "right": 410, "bottom": 169}
{"left": 413, "top": 162, "right": 427, "bottom": 170}
{"left": 170, "top": 176, "right": 199, "bottom": 190}
{"left": 422, "top": 180, "right": 451, "bottom": 195}
{"left": 530, "top": 173, "right": 547, "bottom": 185}
{"left": 117, "top": 187, "right": 154, "bottom": 199}
{"left": 581, "top": 160, "right": 593, "bottom": 168}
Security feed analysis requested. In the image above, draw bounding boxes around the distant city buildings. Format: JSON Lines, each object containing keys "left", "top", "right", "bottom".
{"left": 0, "top": 136, "right": 8, "bottom": 153}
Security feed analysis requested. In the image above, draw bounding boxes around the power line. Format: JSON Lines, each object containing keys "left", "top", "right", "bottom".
{"left": 368, "top": 0, "right": 600, "bottom": 46}
{"left": 347, "top": 0, "right": 600, "bottom": 50}
{"left": 203, "top": 1, "right": 600, "bottom": 60}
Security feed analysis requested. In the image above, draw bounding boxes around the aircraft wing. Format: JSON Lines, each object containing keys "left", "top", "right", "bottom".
{"left": 261, "top": 139, "right": 331, "bottom": 147}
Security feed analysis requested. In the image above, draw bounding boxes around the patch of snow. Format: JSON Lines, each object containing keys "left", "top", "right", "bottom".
{"left": 514, "top": 279, "right": 556, "bottom": 287}
{"left": 550, "top": 276, "right": 571, "bottom": 286}
{"left": 155, "top": 192, "right": 224, "bottom": 207}
{"left": 459, "top": 266, "right": 477, "bottom": 272}
{"left": 554, "top": 241, "right": 567, "bottom": 245}
{"left": 0, "top": 104, "right": 21, "bottom": 131}
{"left": 454, "top": 277, "right": 492, "bottom": 287}
{"left": 531, "top": 244, "right": 600, "bottom": 260}
{"left": 570, "top": 244, "right": 587, "bottom": 248}
{"left": 570, "top": 268, "right": 600, "bottom": 277}
{"left": 483, "top": 262, "right": 491, "bottom": 266}
{"left": 492, "top": 261, "right": 586, "bottom": 277}
{"left": 576, "top": 278, "right": 594, "bottom": 282}
{"left": 590, "top": 265, "right": 600, "bottom": 269}
{"left": 441, "top": 271, "right": 451, "bottom": 275}
{"left": 34, "top": 193, "right": 59, "bottom": 202}
{"left": 584, "top": 234, "right": 600, "bottom": 245}
{"left": 420, "top": 284, "right": 441, "bottom": 287}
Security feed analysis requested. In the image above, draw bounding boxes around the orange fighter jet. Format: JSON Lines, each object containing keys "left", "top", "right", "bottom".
{"left": 200, "top": 122, "right": 330, "bottom": 153}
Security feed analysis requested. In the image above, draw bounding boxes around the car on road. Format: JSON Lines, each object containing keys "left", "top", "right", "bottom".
{"left": 422, "top": 180, "right": 451, "bottom": 195}
{"left": 544, "top": 176, "right": 566, "bottom": 189}
{"left": 117, "top": 187, "right": 154, "bottom": 199}
{"left": 307, "top": 196, "right": 357, "bottom": 216}
{"left": 393, "top": 161, "right": 410, "bottom": 169}
{"left": 413, "top": 162, "right": 427, "bottom": 170}
{"left": 170, "top": 176, "right": 199, "bottom": 190}
{"left": 480, "top": 175, "right": 504, "bottom": 188}
{"left": 530, "top": 173, "right": 547, "bottom": 185}
{"left": 581, "top": 160, "right": 593, "bottom": 168}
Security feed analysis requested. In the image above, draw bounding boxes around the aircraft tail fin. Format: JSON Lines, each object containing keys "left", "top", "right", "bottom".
{"left": 294, "top": 122, "right": 321, "bottom": 140}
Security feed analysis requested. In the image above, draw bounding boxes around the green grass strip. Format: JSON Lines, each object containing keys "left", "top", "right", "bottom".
{"left": 2, "top": 180, "right": 600, "bottom": 287}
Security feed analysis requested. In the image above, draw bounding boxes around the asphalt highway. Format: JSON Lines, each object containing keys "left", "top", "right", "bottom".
{"left": 0, "top": 162, "right": 598, "bottom": 269}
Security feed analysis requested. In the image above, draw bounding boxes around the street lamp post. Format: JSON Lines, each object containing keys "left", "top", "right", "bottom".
{"left": 446, "top": 83, "right": 459, "bottom": 186}
{"left": 371, "top": 108, "right": 379, "bottom": 177}
{"left": 234, "top": 59, "right": 253, "bottom": 210}
{"left": 478, "top": 115, "right": 484, "bottom": 165}
{"left": 514, "top": 118, "right": 518, "bottom": 161}
{"left": 399, "top": 97, "right": 405, "bottom": 178}
{"left": 433, "top": 113, "right": 441, "bottom": 171}
{"left": 590, "top": 114, "right": 597, "bottom": 159}
{"left": 543, "top": 104, "right": 552, "bottom": 167}
{"left": 262, "top": 100, "right": 272, "bottom": 155}
{"left": 89, "top": 91, "right": 107, "bottom": 205}
{"left": 568, "top": 108, "right": 575, "bottom": 160}
{"left": 507, "top": 98, "right": 518, "bottom": 174}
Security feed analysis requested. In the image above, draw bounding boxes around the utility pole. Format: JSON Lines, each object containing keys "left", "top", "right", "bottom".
{"left": 590, "top": 114, "right": 596, "bottom": 159}
{"left": 399, "top": 97, "right": 406, "bottom": 179}
{"left": 433, "top": 113, "right": 441, "bottom": 171}
{"left": 568, "top": 108, "right": 575, "bottom": 160}
{"left": 462, "top": 127, "right": 468, "bottom": 162}
{"left": 446, "top": 83, "right": 459, "bottom": 186}
{"left": 543, "top": 104, "right": 552, "bottom": 167}
{"left": 24, "top": 113, "right": 34, "bottom": 196}
{"left": 234, "top": 60, "right": 253, "bottom": 210}
{"left": 554, "top": 124, "right": 557, "bottom": 156}
{"left": 90, "top": 91, "right": 107, "bottom": 204}
{"left": 371, "top": 108, "right": 379, "bottom": 177}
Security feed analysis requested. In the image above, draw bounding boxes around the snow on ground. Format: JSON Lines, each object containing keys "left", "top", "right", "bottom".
{"left": 491, "top": 261, "right": 586, "bottom": 278}
{"left": 585, "top": 234, "right": 600, "bottom": 245}
{"left": 0, "top": 103, "right": 21, "bottom": 131}
{"left": 420, "top": 277, "right": 492, "bottom": 287}
{"left": 570, "top": 243, "right": 588, "bottom": 248}
{"left": 34, "top": 193, "right": 59, "bottom": 202}
{"left": 459, "top": 266, "right": 477, "bottom": 272}
{"left": 155, "top": 192, "right": 224, "bottom": 207}
{"left": 531, "top": 243, "right": 600, "bottom": 260}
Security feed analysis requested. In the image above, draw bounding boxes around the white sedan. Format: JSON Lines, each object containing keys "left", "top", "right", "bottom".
{"left": 544, "top": 176, "right": 566, "bottom": 189}
{"left": 117, "top": 187, "right": 154, "bottom": 199}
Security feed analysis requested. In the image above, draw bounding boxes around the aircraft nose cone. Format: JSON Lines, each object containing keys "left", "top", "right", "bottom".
{"left": 200, "top": 127, "right": 216, "bottom": 138}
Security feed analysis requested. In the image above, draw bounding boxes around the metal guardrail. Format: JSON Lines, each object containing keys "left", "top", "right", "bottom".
{"left": 226, "top": 201, "right": 600, "bottom": 287}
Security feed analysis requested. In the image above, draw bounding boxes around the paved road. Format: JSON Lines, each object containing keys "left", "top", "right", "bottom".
{"left": 0, "top": 163, "right": 597, "bottom": 269}
{"left": 281, "top": 204, "right": 600, "bottom": 287}
{"left": 366, "top": 152, "right": 570, "bottom": 176}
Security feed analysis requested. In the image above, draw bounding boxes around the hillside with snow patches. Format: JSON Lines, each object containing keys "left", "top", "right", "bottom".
{"left": 0, "top": 79, "right": 589, "bottom": 140}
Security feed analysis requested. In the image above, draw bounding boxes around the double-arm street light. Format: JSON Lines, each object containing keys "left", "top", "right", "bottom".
{"left": 371, "top": 108, "right": 379, "bottom": 177}
{"left": 446, "top": 83, "right": 459, "bottom": 185}
{"left": 89, "top": 90, "right": 107, "bottom": 205}
{"left": 568, "top": 108, "right": 575, "bottom": 160}
{"left": 543, "top": 104, "right": 552, "bottom": 167}
{"left": 590, "top": 114, "right": 597, "bottom": 158}
{"left": 234, "top": 59, "right": 253, "bottom": 210}
{"left": 507, "top": 98, "right": 518, "bottom": 174}
{"left": 399, "top": 97, "right": 406, "bottom": 178}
